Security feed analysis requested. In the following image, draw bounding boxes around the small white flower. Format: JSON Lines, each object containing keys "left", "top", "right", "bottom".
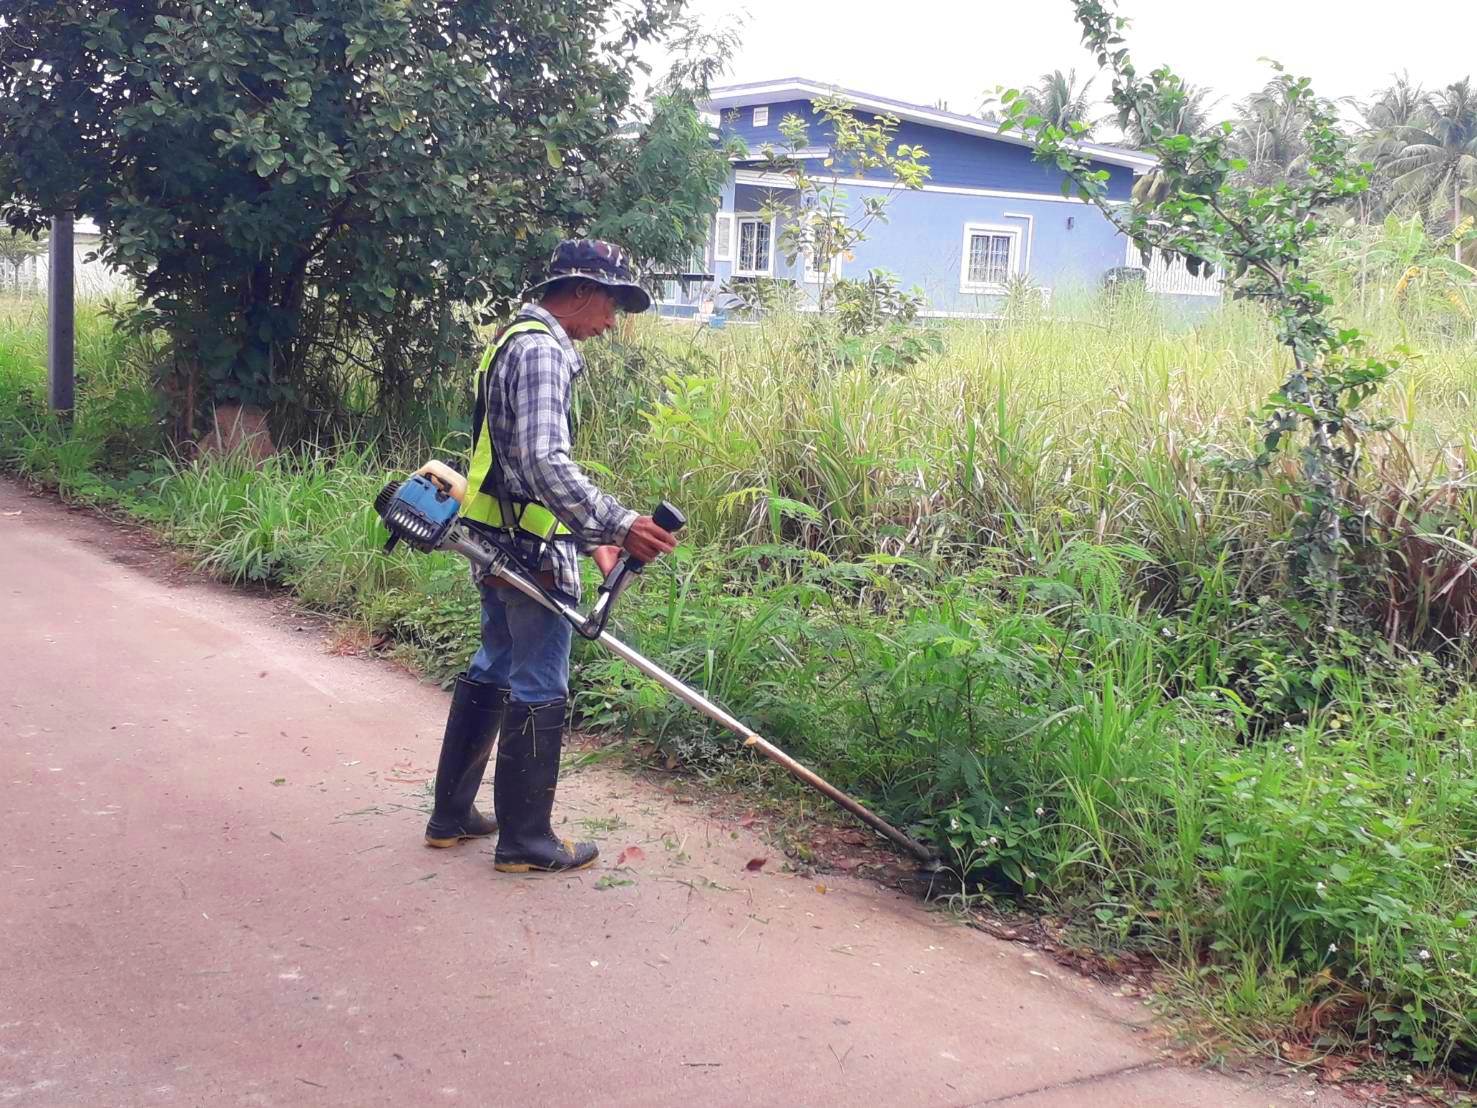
{"left": 1004, "top": 805, "right": 1011, "bottom": 812}
{"left": 1417, "top": 949, "right": 1431, "bottom": 961}
{"left": 949, "top": 818, "right": 960, "bottom": 832}
{"left": 988, "top": 836, "right": 999, "bottom": 846}
{"left": 1316, "top": 881, "right": 1327, "bottom": 893}
{"left": 1327, "top": 943, "right": 1338, "bottom": 954}
{"left": 1034, "top": 807, "right": 1045, "bottom": 817}
{"left": 1024, "top": 870, "right": 1036, "bottom": 879}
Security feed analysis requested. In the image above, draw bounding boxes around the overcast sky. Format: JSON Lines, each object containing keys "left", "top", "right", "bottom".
{"left": 651, "top": 0, "right": 1475, "bottom": 122}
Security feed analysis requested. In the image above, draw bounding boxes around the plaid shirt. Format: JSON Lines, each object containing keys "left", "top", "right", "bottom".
{"left": 482, "top": 303, "right": 635, "bottom": 600}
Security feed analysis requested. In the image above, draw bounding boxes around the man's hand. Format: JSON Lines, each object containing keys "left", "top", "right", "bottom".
{"left": 592, "top": 545, "right": 621, "bottom": 577}
{"left": 622, "top": 516, "right": 679, "bottom": 563}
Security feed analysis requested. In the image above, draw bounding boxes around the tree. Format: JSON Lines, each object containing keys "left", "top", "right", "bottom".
{"left": 588, "top": 19, "right": 739, "bottom": 275}
{"left": 1116, "top": 79, "right": 1218, "bottom": 147}
{"left": 1379, "top": 78, "right": 1477, "bottom": 257}
{"left": 759, "top": 96, "right": 930, "bottom": 313}
{"left": 1228, "top": 79, "right": 1315, "bottom": 188}
{"left": 1356, "top": 73, "right": 1429, "bottom": 219}
{"left": 589, "top": 92, "right": 730, "bottom": 277}
{"left": 0, "top": 0, "right": 689, "bottom": 431}
{"left": 1021, "top": 69, "right": 1102, "bottom": 135}
{"left": 0, "top": 229, "right": 45, "bottom": 292}
{"left": 1002, "top": 14, "right": 1397, "bottom": 626}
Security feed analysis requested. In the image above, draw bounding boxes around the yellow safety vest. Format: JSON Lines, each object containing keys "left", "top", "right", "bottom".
{"left": 461, "top": 319, "right": 576, "bottom": 543}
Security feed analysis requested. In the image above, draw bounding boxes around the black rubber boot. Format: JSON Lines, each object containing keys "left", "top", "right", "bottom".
{"left": 492, "top": 699, "right": 598, "bottom": 873}
{"left": 424, "top": 676, "right": 508, "bottom": 848}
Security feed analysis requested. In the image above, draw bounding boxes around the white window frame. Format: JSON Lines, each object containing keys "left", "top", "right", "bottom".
{"left": 752, "top": 105, "right": 769, "bottom": 128}
{"left": 959, "top": 223, "right": 1022, "bottom": 293}
{"left": 734, "top": 215, "right": 775, "bottom": 277}
{"left": 713, "top": 213, "right": 735, "bottom": 263}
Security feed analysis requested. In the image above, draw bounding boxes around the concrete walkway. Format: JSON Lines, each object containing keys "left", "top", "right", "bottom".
{"left": 0, "top": 481, "right": 1351, "bottom": 1107}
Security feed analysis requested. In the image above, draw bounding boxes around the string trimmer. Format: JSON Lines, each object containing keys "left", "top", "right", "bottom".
{"left": 374, "top": 462, "right": 940, "bottom": 870}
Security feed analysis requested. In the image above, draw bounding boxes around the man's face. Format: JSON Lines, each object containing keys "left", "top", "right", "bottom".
{"left": 564, "top": 285, "right": 618, "bottom": 341}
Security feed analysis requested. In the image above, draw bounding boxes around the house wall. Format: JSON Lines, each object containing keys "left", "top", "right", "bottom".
{"left": 668, "top": 96, "right": 1155, "bottom": 318}
{"left": 801, "top": 183, "right": 1126, "bottom": 314}
{"left": 719, "top": 100, "right": 1137, "bottom": 202}
{"left": 663, "top": 172, "right": 1130, "bottom": 319}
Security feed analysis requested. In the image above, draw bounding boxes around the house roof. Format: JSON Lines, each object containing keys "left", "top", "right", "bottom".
{"left": 702, "top": 77, "right": 1156, "bottom": 172}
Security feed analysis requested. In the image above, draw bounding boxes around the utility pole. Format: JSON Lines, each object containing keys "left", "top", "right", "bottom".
{"left": 48, "top": 213, "right": 75, "bottom": 415}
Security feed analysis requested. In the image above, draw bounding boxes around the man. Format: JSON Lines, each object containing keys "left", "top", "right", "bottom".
{"left": 423, "top": 239, "right": 678, "bottom": 873}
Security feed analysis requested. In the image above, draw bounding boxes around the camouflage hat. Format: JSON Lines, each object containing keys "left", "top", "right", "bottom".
{"left": 527, "top": 238, "right": 652, "bottom": 314}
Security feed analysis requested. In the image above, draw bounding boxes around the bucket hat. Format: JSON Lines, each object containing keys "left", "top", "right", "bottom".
{"left": 527, "top": 238, "right": 652, "bottom": 313}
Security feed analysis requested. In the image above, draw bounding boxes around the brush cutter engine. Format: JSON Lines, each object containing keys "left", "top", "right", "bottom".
{"left": 374, "top": 474, "right": 461, "bottom": 554}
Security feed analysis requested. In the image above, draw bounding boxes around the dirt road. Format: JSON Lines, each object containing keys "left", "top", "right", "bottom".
{"left": 0, "top": 480, "right": 1349, "bottom": 1107}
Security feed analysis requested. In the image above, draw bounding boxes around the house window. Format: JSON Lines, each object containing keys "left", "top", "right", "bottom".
{"left": 752, "top": 106, "right": 769, "bottom": 128}
{"left": 803, "top": 242, "right": 842, "bottom": 284}
{"left": 959, "top": 224, "right": 1021, "bottom": 292}
{"left": 713, "top": 213, "right": 734, "bottom": 262}
{"left": 735, "top": 216, "right": 773, "bottom": 276}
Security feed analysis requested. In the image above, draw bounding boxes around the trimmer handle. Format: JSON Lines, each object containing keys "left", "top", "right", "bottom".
{"left": 578, "top": 501, "right": 686, "bottom": 640}
{"left": 624, "top": 500, "right": 686, "bottom": 572}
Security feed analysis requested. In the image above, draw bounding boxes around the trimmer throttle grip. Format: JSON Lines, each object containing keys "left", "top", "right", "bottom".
{"left": 624, "top": 501, "right": 686, "bottom": 572}
{"left": 653, "top": 501, "right": 686, "bottom": 535}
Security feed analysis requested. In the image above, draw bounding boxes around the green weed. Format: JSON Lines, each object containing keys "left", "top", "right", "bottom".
{"left": 2, "top": 288, "right": 1475, "bottom": 1064}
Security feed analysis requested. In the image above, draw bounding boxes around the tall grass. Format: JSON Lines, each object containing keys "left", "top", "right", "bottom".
{"left": 2, "top": 286, "right": 1476, "bottom": 1067}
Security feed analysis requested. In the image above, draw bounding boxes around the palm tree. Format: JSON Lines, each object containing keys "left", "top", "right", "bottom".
{"left": 1020, "top": 69, "right": 1101, "bottom": 135}
{"left": 1357, "top": 74, "right": 1430, "bottom": 220}
{"left": 1118, "top": 81, "right": 1219, "bottom": 147}
{"left": 1229, "top": 79, "right": 1316, "bottom": 188}
{"left": 976, "top": 71, "right": 1099, "bottom": 132}
{"left": 1381, "top": 78, "right": 1477, "bottom": 257}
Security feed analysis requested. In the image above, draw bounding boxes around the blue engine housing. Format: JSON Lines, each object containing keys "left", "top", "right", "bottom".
{"left": 374, "top": 473, "right": 461, "bottom": 552}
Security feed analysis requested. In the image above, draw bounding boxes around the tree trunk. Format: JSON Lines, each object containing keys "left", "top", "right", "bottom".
{"left": 1457, "top": 177, "right": 1463, "bottom": 265}
{"left": 198, "top": 402, "right": 276, "bottom": 460}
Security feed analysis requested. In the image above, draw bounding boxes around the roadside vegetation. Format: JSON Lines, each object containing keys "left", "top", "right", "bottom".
{"left": 4, "top": 0, "right": 1476, "bottom": 1078}
{"left": 4, "top": 226, "right": 1475, "bottom": 1068}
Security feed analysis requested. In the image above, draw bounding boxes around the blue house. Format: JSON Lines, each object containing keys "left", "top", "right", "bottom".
{"left": 657, "top": 78, "right": 1220, "bottom": 318}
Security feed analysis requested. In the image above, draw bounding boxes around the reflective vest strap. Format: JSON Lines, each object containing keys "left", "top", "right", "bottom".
{"left": 463, "top": 319, "right": 575, "bottom": 543}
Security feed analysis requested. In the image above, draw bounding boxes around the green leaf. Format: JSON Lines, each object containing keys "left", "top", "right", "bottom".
{"left": 545, "top": 141, "right": 564, "bottom": 169}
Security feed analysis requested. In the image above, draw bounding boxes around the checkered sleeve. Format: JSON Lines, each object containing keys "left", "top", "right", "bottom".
{"left": 504, "top": 336, "right": 636, "bottom": 550}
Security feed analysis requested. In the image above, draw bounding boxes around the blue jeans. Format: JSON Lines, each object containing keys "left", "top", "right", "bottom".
{"left": 466, "top": 584, "right": 574, "bottom": 703}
